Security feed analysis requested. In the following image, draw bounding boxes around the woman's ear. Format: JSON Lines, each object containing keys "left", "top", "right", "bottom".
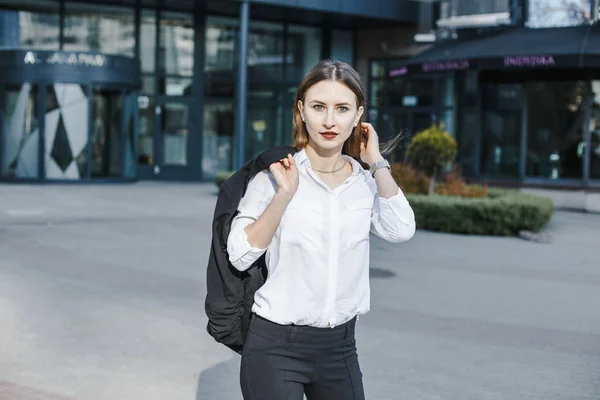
{"left": 298, "top": 100, "right": 305, "bottom": 121}
{"left": 354, "top": 105, "right": 365, "bottom": 127}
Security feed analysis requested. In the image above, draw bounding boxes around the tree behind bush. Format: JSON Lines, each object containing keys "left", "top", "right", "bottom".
{"left": 406, "top": 123, "right": 457, "bottom": 195}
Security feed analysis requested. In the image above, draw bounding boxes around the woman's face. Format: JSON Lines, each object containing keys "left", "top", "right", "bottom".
{"left": 298, "top": 80, "right": 364, "bottom": 153}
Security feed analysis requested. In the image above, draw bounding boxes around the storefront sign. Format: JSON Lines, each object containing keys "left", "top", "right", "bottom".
{"left": 388, "top": 67, "right": 408, "bottom": 77}
{"left": 23, "top": 51, "right": 107, "bottom": 68}
{"left": 421, "top": 59, "right": 469, "bottom": 72}
{"left": 503, "top": 55, "right": 555, "bottom": 67}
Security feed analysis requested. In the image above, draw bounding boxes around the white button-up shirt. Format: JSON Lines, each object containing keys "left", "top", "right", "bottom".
{"left": 227, "top": 149, "right": 415, "bottom": 328}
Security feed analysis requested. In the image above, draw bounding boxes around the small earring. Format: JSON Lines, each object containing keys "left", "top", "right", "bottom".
{"left": 302, "top": 116, "right": 306, "bottom": 122}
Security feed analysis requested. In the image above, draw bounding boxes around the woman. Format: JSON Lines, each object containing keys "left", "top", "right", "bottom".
{"left": 227, "top": 59, "right": 416, "bottom": 400}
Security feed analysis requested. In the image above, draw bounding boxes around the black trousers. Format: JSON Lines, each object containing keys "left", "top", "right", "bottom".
{"left": 240, "top": 314, "right": 365, "bottom": 400}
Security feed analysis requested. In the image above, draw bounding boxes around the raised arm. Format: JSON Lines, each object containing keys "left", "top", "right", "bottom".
{"left": 227, "top": 154, "right": 299, "bottom": 271}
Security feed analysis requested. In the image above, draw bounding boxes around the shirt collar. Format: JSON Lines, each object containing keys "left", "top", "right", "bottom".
{"left": 296, "top": 148, "right": 363, "bottom": 176}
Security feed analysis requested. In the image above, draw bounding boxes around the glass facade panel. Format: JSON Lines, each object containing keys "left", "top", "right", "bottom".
{"left": 480, "top": 84, "right": 522, "bottom": 177}
{"left": 1, "top": 84, "right": 40, "bottom": 178}
{"left": 159, "top": 77, "right": 192, "bottom": 96}
{"left": 0, "top": 0, "right": 59, "bottom": 50}
{"left": 141, "top": 76, "right": 155, "bottom": 94}
{"left": 287, "top": 25, "right": 322, "bottom": 82}
{"left": 248, "top": 21, "right": 284, "bottom": 83}
{"left": 92, "top": 88, "right": 122, "bottom": 178}
{"left": 64, "top": 3, "right": 135, "bottom": 56}
{"left": 246, "top": 100, "right": 283, "bottom": 161}
{"left": 457, "top": 110, "right": 479, "bottom": 177}
{"left": 405, "top": 79, "right": 435, "bottom": 107}
{"left": 369, "top": 80, "right": 384, "bottom": 108}
{"left": 370, "top": 61, "right": 386, "bottom": 78}
{"left": 45, "top": 83, "right": 89, "bottom": 180}
{"left": 204, "top": 17, "right": 236, "bottom": 97}
{"left": 137, "top": 95, "right": 154, "bottom": 165}
{"left": 526, "top": 81, "right": 587, "bottom": 179}
{"left": 122, "top": 91, "right": 137, "bottom": 179}
{"left": 158, "top": 11, "right": 194, "bottom": 77}
{"left": 202, "top": 102, "right": 233, "bottom": 177}
{"left": 161, "top": 103, "right": 188, "bottom": 166}
{"left": 588, "top": 82, "right": 600, "bottom": 180}
{"left": 140, "top": 9, "right": 156, "bottom": 73}
{"left": 480, "top": 110, "right": 521, "bottom": 177}
{"left": 527, "top": 0, "right": 591, "bottom": 28}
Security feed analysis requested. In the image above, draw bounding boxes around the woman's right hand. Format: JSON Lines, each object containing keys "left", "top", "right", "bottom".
{"left": 269, "top": 153, "right": 299, "bottom": 201}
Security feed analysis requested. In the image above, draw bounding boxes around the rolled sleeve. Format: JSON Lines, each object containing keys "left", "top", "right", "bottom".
{"left": 371, "top": 188, "right": 416, "bottom": 243}
{"left": 227, "top": 171, "right": 275, "bottom": 271}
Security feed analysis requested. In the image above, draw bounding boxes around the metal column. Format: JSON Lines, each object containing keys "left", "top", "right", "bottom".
{"left": 234, "top": 0, "right": 250, "bottom": 170}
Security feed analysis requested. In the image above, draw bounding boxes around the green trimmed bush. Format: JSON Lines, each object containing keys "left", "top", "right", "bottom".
{"left": 406, "top": 123, "right": 457, "bottom": 194}
{"left": 406, "top": 190, "right": 554, "bottom": 236}
{"left": 215, "top": 171, "right": 235, "bottom": 187}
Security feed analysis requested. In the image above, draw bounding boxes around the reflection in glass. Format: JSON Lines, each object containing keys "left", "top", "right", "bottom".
{"left": 440, "top": 109, "right": 455, "bottom": 137}
{"left": 588, "top": 82, "right": 600, "bottom": 180}
{"left": 159, "top": 77, "right": 193, "bottom": 96}
{"left": 370, "top": 61, "right": 386, "bottom": 78}
{"left": 122, "top": 92, "right": 137, "bottom": 179}
{"left": 161, "top": 103, "right": 188, "bottom": 166}
{"left": 203, "top": 102, "right": 233, "bottom": 177}
{"left": 246, "top": 101, "right": 283, "bottom": 161}
{"left": 0, "top": 0, "right": 59, "bottom": 50}
{"left": 481, "top": 110, "right": 521, "bottom": 177}
{"left": 479, "top": 84, "right": 522, "bottom": 177}
{"left": 205, "top": 17, "right": 237, "bottom": 73}
{"left": 527, "top": 0, "right": 591, "bottom": 28}
{"left": 405, "top": 79, "right": 435, "bottom": 107}
{"left": 384, "top": 78, "right": 405, "bottom": 107}
{"left": 92, "top": 89, "right": 122, "bottom": 178}
{"left": 140, "top": 9, "right": 156, "bottom": 73}
{"left": 526, "top": 81, "right": 587, "bottom": 179}
{"left": 64, "top": 2, "right": 135, "bottom": 56}
{"left": 287, "top": 25, "right": 322, "bottom": 82}
{"left": 45, "top": 84, "right": 89, "bottom": 180}
{"left": 141, "top": 76, "right": 155, "bottom": 94}
{"left": 457, "top": 111, "right": 479, "bottom": 177}
{"left": 248, "top": 21, "right": 284, "bottom": 82}
{"left": 137, "top": 95, "right": 154, "bottom": 165}
{"left": 159, "top": 12, "right": 194, "bottom": 77}
{"left": 1, "top": 84, "right": 40, "bottom": 178}
{"left": 369, "top": 81, "right": 384, "bottom": 108}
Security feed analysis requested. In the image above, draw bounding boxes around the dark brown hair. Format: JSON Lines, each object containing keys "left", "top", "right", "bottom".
{"left": 292, "top": 59, "right": 366, "bottom": 159}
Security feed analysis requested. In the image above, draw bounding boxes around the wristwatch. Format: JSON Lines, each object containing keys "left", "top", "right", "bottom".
{"left": 369, "top": 159, "right": 391, "bottom": 176}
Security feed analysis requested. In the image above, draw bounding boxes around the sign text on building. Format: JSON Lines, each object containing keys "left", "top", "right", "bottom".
{"left": 24, "top": 51, "right": 107, "bottom": 68}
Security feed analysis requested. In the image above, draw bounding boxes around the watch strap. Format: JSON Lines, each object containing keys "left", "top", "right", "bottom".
{"left": 370, "top": 159, "right": 391, "bottom": 176}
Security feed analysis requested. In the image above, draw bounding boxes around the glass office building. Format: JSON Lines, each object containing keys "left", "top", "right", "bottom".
{"left": 1, "top": 0, "right": 411, "bottom": 182}
{"left": 371, "top": 1, "right": 600, "bottom": 190}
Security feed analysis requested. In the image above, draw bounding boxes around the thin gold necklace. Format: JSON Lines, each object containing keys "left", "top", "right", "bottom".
{"left": 312, "top": 160, "right": 347, "bottom": 174}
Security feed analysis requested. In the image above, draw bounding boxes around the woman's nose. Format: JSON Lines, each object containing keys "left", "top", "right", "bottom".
{"left": 322, "top": 110, "right": 335, "bottom": 128}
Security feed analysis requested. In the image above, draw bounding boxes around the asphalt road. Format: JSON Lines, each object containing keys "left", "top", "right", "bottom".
{"left": 1, "top": 183, "right": 599, "bottom": 400}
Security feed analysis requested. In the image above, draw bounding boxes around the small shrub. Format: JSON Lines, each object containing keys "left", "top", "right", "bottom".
{"left": 406, "top": 123, "right": 458, "bottom": 194}
{"left": 435, "top": 169, "right": 487, "bottom": 198}
{"left": 392, "top": 163, "right": 486, "bottom": 198}
{"left": 215, "top": 171, "right": 235, "bottom": 187}
{"left": 391, "top": 163, "right": 429, "bottom": 195}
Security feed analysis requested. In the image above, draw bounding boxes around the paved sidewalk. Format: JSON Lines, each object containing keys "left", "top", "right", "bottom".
{"left": 1, "top": 182, "right": 600, "bottom": 400}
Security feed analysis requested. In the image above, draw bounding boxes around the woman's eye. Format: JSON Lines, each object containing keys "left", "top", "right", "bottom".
{"left": 338, "top": 106, "right": 348, "bottom": 112}
{"left": 313, "top": 105, "right": 324, "bottom": 111}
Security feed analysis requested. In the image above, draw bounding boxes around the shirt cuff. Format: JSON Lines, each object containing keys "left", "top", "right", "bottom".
{"left": 228, "top": 224, "right": 268, "bottom": 271}
{"left": 378, "top": 188, "right": 414, "bottom": 225}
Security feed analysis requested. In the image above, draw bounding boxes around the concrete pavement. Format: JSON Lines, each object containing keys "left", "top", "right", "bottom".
{"left": 1, "top": 182, "right": 599, "bottom": 400}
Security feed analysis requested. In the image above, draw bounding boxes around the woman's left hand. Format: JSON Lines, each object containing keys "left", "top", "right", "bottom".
{"left": 359, "top": 122, "right": 383, "bottom": 166}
